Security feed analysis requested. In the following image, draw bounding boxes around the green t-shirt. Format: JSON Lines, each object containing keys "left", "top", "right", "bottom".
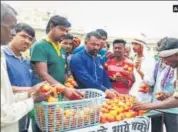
{"left": 30, "top": 39, "right": 66, "bottom": 84}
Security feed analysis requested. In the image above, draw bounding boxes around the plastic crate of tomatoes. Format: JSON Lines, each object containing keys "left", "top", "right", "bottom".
{"left": 34, "top": 84, "right": 105, "bottom": 132}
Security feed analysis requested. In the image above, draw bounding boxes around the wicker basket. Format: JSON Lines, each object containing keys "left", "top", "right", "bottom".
{"left": 34, "top": 89, "right": 105, "bottom": 132}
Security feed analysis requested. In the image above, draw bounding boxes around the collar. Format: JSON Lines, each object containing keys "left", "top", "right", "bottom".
{"left": 84, "top": 48, "right": 98, "bottom": 59}
{"left": 2, "top": 46, "right": 26, "bottom": 61}
{"left": 43, "top": 36, "right": 62, "bottom": 56}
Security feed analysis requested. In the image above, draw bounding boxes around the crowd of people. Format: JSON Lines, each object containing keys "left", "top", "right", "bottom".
{"left": 1, "top": 2, "right": 178, "bottom": 132}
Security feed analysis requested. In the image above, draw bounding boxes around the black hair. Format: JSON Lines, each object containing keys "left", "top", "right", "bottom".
{"left": 85, "top": 31, "right": 102, "bottom": 42}
{"left": 14, "top": 23, "right": 35, "bottom": 38}
{"left": 106, "top": 42, "right": 110, "bottom": 49}
{"left": 63, "top": 34, "right": 74, "bottom": 40}
{"left": 157, "top": 37, "right": 178, "bottom": 52}
{"left": 96, "top": 29, "right": 107, "bottom": 39}
{"left": 46, "top": 15, "right": 71, "bottom": 34}
{"left": 113, "top": 39, "right": 126, "bottom": 46}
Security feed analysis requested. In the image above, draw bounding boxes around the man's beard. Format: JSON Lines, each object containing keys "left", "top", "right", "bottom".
{"left": 89, "top": 50, "right": 98, "bottom": 56}
{"left": 58, "top": 35, "right": 67, "bottom": 42}
{"left": 85, "top": 47, "right": 98, "bottom": 56}
{"left": 87, "top": 50, "right": 98, "bottom": 57}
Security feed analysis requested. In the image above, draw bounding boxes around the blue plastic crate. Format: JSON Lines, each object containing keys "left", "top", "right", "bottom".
{"left": 34, "top": 89, "right": 105, "bottom": 132}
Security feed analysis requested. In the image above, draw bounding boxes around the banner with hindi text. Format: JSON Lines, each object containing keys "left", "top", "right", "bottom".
{"left": 68, "top": 116, "right": 150, "bottom": 132}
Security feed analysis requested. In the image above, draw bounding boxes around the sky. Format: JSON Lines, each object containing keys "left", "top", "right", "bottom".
{"left": 3, "top": 1, "right": 178, "bottom": 39}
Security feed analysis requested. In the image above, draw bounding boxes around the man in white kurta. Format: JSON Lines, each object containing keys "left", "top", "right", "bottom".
{"left": 133, "top": 37, "right": 178, "bottom": 110}
{"left": 1, "top": 49, "right": 35, "bottom": 132}
{"left": 1, "top": 3, "right": 51, "bottom": 132}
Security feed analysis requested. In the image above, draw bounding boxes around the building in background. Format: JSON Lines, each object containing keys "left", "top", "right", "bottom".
{"left": 17, "top": 7, "right": 159, "bottom": 56}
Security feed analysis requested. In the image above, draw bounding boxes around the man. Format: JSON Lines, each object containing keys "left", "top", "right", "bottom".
{"left": 124, "top": 44, "right": 131, "bottom": 59}
{"left": 61, "top": 34, "right": 74, "bottom": 77}
{"left": 73, "top": 36, "right": 81, "bottom": 49}
{"left": 133, "top": 37, "right": 178, "bottom": 132}
{"left": 132, "top": 38, "right": 155, "bottom": 80}
{"left": 73, "top": 29, "right": 108, "bottom": 56}
{"left": 105, "top": 39, "right": 135, "bottom": 94}
{"left": 135, "top": 54, "right": 176, "bottom": 132}
{"left": 70, "top": 31, "right": 119, "bottom": 98}
{"left": 133, "top": 37, "right": 178, "bottom": 109}
{"left": 104, "top": 42, "right": 110, "bottom": 51}
{"left": 73, "top": 29, "right": 113, "bottom": 64}
{"left": 2, "top": 23, "right": 37, "bottom": 132}
{"left": 1, "top": 3, "right": 50, "bottom": 132}
{"left": 130, "top": 37, "right": 155, "bottom": 102}
{"left": 30, "top": 15, "right": 84, "bottom": 100}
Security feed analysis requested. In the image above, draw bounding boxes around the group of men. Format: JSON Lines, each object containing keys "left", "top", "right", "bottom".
{"left": 1, "top": 2, "right": 178, "bottom": 132}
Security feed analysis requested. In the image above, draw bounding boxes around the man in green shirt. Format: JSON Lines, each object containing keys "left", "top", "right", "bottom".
{"left": 30, "top": 15, "right": 84, "bottom": 132}
{"left": 30, "top": 15, "right": 84, "bottom": 100}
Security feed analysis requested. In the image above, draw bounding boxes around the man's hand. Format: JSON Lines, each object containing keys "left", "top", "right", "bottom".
{"left": 106, "top": 52, "right": 114, "bottom": 59}
{"left": 32, "top": 91, "right": 51, "bottom": 103}
{"left": 51, "top": 83, "right": 65, "bottom": 94}
{"left": 115, "top": 75, "right": 129, "bottom": 87}
{"left": 63, "top": 88, "right": 84, "bottom": 100}
{"left": 12, "top": 86, "right": 31, "bottom": 93}
{"left": 155, "top": 92, "right": 172, "bottom": 101}
{"left": 112, "top": 89, "right": 120, "bottom": 97}
{"left": 132, "top": 102, "right": 153, "bottom": 111}
{"left": 105, "top": 89, "right": 120, "bottom": 99}
{"left": 28, "top": 81, "right": 47, "bottom": 97}
{"left": 136, "top": 68, "right": 144, "bottom": 78}
{"left": 28, "top": 81, "right": 51, "bottom": 103}
{"left": 138, "top": 83, "right": 152, "bottom": 93}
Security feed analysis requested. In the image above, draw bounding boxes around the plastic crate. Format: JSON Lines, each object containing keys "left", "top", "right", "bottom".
{"left": 34, "top": 89, "right": 105, "bottom": 132}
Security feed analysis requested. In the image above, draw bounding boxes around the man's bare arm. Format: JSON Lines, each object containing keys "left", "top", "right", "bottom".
{"left": 12, "top": 86, "right": 31, "bottom": 93}
{"left": 149, "top": 96, "right": 178, "bottom": 109}
{"left": 133, "top": 96, "right": 178, "bottom": 111}
{"left": 34, "top": 62, "right": 61, "bottom": 85}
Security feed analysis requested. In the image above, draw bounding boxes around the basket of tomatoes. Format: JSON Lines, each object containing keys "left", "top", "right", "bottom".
{"left": 34, "top": 83, "right": 105, "bottom": 132}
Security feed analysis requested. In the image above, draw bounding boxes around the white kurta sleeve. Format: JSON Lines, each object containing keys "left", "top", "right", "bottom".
{"left": 14, "top": 92, "right": 29, "bottom": 102}
{"left": 1, "top": 92, "right": 34, "bottom": 127}
{"left": 1, "top": 52, "right": 34, "bottom": 127}
{"left": 142, "top": 57, "right": 156, "bottom": 86}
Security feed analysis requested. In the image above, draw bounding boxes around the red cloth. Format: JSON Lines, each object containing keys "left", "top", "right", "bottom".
{"left": 73, "top": 37, "right": 81, "bottom": 47}
{"left": 105, "top": 58, "right": 134, "bottom": 94}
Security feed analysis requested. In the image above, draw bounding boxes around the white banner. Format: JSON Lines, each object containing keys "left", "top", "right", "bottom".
{"left": 68, "top": 116, "right": 150, "bottom": 132}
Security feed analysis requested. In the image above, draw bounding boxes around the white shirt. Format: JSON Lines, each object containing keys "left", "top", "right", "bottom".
{"left": 173, "top": 68, "right": 178, "bottom": 98}
{"left": 1, "top": 50, "right": 34, "bottom": 132}
{"left": 130, "top": 56, "right": 156, "bottom": 102}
